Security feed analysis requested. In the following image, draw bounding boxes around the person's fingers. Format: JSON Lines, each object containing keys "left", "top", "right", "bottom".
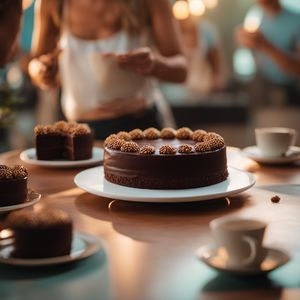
{"left": 118, "top": 57, "right": 151, "bottom": 68}
{"left": 118, "top": 54, "right": 147, "bottom": 64}
{"left": 117, "top": 48, "right": 150, "bottom": 62}
{"left": 118, "top": 62, "right": 145, "bottom": 73}
{"left": 50, "top": 47, "right": 62, "bottom": 58}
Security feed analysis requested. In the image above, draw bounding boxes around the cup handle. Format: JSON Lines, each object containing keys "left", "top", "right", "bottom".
{"left": 240, "top": 235, "right": 258, "bottom": 267}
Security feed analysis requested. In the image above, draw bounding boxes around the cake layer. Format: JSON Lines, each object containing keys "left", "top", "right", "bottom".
{"left": 65, "top": 134, "right": 93, "bottom": 160}
{"left": 36, "top": 133, "right": 93, "bottom": 161}
{"left": 0, "top": 177, "right": 28, "bottom": 206}
{"left": 35, "top": 134, "right": 65, "bottom": 160}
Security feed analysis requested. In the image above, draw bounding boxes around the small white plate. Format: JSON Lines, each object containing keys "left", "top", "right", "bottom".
{"left": 196, "top": 244, "right": 290, "bottom": 276}
{"left": 0, "top": 191, "right": 41, "bottom": 214}
{"left": 242, "top": 146, "right": 300, "bottom": 165}
{"left": 0, "top": 232, "right": 100, "bottom": 267}
{"left": 74, "top": 166, "right": 255, "bottom": 203}
{"left": 20, "top": 147, "right": 104, "bottom": 168}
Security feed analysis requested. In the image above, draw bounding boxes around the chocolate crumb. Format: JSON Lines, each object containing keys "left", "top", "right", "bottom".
{"left": 271, "top": 195, "right": 281, "bottom": 203}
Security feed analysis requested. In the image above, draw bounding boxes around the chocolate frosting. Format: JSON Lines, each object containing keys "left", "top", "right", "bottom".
{"left": 104, "top": 138, "right": 228, "bottom": 189}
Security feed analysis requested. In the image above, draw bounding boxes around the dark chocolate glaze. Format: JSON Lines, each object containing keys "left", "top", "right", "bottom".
{"left": 104, "top": 139, "right": 228, "bottom": 189}
{"left": 0, "top": 177, "right": 27, "bottom": 206}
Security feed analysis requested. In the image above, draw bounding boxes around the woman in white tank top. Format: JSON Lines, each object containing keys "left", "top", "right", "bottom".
{"left": 28, "top": 0, "right": 187, "bottom": 139}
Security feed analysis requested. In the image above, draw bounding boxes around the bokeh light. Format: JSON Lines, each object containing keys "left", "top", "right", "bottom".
{"left": 244, "top": 15, "right": 261, "bottom": 33}
{"left": 7, "top": 64, "right": 23, "bottom": 89}
{"left": 244, "top": 6, "right": 263, "bottom": 33}
{"left": 203, "top": 0, "right": 218, "bottom": 9}
{"left": 188, "top": 0, "right": 206, "bottom": 16}
{"left": 233, "top": 48, "right": 256, "bottom": 80}
{"left": 173, "top": 0, "right": 190, "bottom": 20}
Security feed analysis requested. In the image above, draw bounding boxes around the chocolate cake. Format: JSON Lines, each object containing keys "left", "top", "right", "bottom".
{"left": 34, "top": 121, "right": 93, "bottom": 161}
{"left": 0, "top": 165, "right": 28, "bottom": 206}
{"left": 103, "top": 127, "right": 228, "bottom": 189}
{"left": 7, "top": 209, "right": 73, "bottom": 258}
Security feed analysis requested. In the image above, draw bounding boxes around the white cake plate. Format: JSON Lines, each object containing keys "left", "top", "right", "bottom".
{"left": 0, "top": 191, "right": 41, "bottom": 214}
{"left": 74, "top": 166, "right": 255, "bottom": 203}
{"left": 20, "top": 147, "right": 103, "bottom": 168}
{"left": 0, "top": 232, "right": 100, "bottom": 267}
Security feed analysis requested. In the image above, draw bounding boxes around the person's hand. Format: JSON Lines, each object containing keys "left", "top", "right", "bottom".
{"left": 117, "top": 47, "right": 156, "bottom": 75}
{"left": 28, "top": 48, "right": 61, "bottom": 90}
{"left": 235, "top": 27, "right": 270, "bottom": 51}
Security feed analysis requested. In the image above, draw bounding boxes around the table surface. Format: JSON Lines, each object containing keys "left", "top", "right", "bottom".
{"left": 0, "top": 147, "right": 300, "bottom": 300}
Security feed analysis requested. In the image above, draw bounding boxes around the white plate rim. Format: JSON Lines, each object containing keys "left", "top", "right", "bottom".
{"left": 196, "top": 243, "right": 290, "bottom": 275}
{"left": 20, "top": 147, "right": 103, "bottom": 168}
{"left": 242, "top": 146, "right": 300, "bottom": 164}
{"left": 0, "top": 231, "right": 100, "bottom": 266}
{"left": 0, "top": 191, "right": 41, "bottom": 213}
{"left": 74, "top": 166, "right": 256, "bottom": 203}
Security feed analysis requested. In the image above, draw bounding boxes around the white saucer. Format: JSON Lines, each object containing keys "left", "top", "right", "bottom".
{"left": 20, "top": 147, "right": 104, "bottom": 168}
{"left": 242, "top": 146, "right": 300, "bottom": 165}
{"left": 0, "top": 191, "right": 41, "bottom": 214}
{"left": 74, "top": 166, "right": 255, "bottom": 203}
{"left": 0, "top": 231, "right": 100, "bottom": 267}
{"left": 196, "top": 244, "right": 290, "bottom": 276}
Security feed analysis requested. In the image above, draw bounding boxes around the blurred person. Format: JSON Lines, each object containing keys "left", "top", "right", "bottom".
{"left": 236, "top": 0, "right": 300, "bottom": 105}
{"left": 160, "top": 16, "right": 227, "bottom": 105}
{"left": 0, "top": 0, "right": 22, "bottom": 68}
{"left": 180, "top": 16, "right": 227, "bottom": 95}
{"left": 28, "top": 0, "right": 187, "bottom": 139}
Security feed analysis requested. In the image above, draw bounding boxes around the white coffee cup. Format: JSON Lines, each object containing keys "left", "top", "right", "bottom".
{"left": 210, "top": 217, "right": 268, "bottom": 269}
{"left": 255, "top": 127, "right": 297, "bottom": 157}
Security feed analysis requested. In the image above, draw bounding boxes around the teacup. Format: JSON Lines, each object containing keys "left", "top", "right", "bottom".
{"left": 255, "top": 127, "right": 297, "bottom": 157}
{"left": 210, "top": 216, "right": 268, "bottom": 269}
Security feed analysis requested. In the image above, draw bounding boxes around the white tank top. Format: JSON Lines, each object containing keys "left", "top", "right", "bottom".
{"left": 59, "top": 29, "right": 161, "bottom": 120}
{"left": 58, "top": 2, "right": 175, "bottom": 127}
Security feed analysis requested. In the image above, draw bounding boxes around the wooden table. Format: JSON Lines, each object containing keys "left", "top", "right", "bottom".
{"left": 0, "top": 148, "right": 300, "bottom": 300}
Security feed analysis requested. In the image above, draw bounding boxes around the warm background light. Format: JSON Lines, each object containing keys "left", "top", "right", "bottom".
{"left": 188, "top": 0, "right": 205, "bottom": 16}
{"left": 173, "top": 0, "right": 190, "bottom": 20}
{"left": 243, "top": 6, "right": 263, "bottom": 33}
{"left": 203, "top": 0, "right": 219, "bottom": 9}
{"left": 244, "top": 15, "right": 261, "bottom": 33}
{"left": 22, "top": 0, "right": 34, "bottom": 10}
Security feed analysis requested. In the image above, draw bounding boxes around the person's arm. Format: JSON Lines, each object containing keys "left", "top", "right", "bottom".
{"left": 207, "top": 46, "right": 226, "bottom": 91}
{"left": 0, "top": 0, "right": 22, "bottom": 67}
{"left": 31, "top": 0, "right": 61, "bottom": 56}
{"left": 147, "top": 0, "right": 187, "bottom": 83}
{"left": 117, "top": 0, "right": 187, "bottom": 83}
{"left": 236, "top": 27, "right": 300, "bottom": 77}
{"left": 202, "top": 22, "right": 226, "bottom": 91}
{"left": 262, "top": 42, "right": 300, "bottom": 77}
{"left": 28, "top": 0, "right": 61, "bottom": 89}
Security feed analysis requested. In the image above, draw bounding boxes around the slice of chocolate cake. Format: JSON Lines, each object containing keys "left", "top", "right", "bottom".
{"left": 7, "top": 209, "right": 73, "bottom": 258}
{"left": 34, "top": 121, "right": 93, "bottom": 161}
{"left": 65, "top": 123, "right": 93, "bottom": 160}
{"left": 0, "top": 165, "right": 28, "bottom": 207}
